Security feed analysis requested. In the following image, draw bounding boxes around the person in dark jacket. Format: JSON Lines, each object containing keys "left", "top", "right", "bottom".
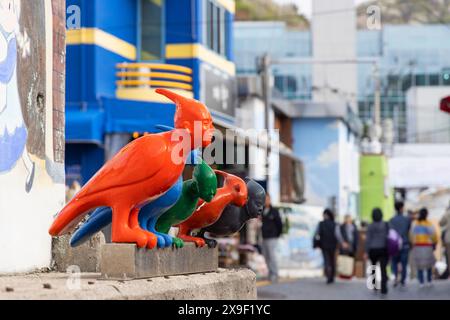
{"left": 389, "top": 201, "right": 411, "bottom": 286}
{"left": 261, "top": 194, "right": 283, "bottom": 282}
{"left": 315, "top": 208, "right": 338, "bottom": 284}
{"left": 336, "top": 214, "right": 359, "bottom": 257}
{"left": 365, "top": 208, "right": 389, "bottom": 294}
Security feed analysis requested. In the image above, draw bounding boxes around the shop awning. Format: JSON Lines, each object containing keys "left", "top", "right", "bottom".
{"left": 102, "top": 97, "right": 176, "bottom": 134}
{"left": 66, "top": 109, "right": 105, "bottom": 145}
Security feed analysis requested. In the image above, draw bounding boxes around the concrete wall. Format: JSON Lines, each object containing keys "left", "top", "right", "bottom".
{"left": 0, "top": 0, "right": 66, "bottom": 273}
{"left": 390, "top": 143, "right": 450, "bottom": 188}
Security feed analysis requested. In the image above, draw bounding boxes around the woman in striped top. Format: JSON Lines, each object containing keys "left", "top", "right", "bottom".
{"left": 410, "top": 208, "right": 438, "bottom": 288}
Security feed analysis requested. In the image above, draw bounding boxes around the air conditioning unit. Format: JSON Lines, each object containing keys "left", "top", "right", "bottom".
{"left": 237, "top": 75, "right": 262, "bottom": 97}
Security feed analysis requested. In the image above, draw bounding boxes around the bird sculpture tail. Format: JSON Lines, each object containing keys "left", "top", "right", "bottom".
{"left": 49, "top": 196, "right": 96, "bottom": 236}
{"left": 70, "top": 207, "right": 112, "bottom": 247}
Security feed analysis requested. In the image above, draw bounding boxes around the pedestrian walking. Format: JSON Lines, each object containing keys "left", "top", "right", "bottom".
{"left": 439, "top": 202, "right": 450, "bottom": 279}
{"left": 261, "top": 194, "right": 283, "bottom": 283}
{"left": 336, "top": 214, "right": 359, "bottom": 257}
{"left": 314, "top": 209, "right": 338, "bottom": 284}
{"left": 365, "top": 208, "right": 389, "bottom": 294}
{"left": 411, "top": 208, "right": 438, "bottom": 288}
{"left": 389, "top": 201, "right": 411, "bottom": 287}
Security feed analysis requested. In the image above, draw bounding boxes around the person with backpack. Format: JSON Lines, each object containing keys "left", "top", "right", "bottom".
{"left": 314, "top": 209, "right": 338, "bottom": 284}
{"left": 410, "top": 208, "right": 438, "bottom": 288}
{"left": 389, "top": 201, "right": 411, "bottom": 287}
{"left": 365, "top": 208, "right": 389, "bottom": 295}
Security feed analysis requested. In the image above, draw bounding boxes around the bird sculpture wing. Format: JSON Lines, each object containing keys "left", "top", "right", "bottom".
{"left": 49, "top": 134, "right": 171, "bottom": 236}
{"left": 77, "top": 134, "right": 169, "bottom": 198}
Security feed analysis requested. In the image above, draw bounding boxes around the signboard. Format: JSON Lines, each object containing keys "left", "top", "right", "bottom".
{"left": 200, "top": 63, "right": 237, "bottom": 120}
{"left": 440, "top": 96, "right": 450, "bottom": 114}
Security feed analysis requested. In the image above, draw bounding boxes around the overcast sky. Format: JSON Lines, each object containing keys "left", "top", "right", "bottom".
{"left": 274, "top": 0, "right": 370, "bottom": 18}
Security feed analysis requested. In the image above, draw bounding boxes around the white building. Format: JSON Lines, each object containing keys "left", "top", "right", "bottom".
{"left": 406, "top": 86, "right": 450, "bottom": 143}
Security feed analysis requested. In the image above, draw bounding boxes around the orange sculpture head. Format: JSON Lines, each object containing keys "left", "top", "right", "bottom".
{"left": 156, "top": 88, "right": 214, "bottom": 149}
{"left": 216, "top": 170, "right": 248, "bottom": 207}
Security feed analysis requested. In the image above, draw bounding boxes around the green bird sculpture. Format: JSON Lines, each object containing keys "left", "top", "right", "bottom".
{"left": 155, "top": 158, "right": 217, "bottom": 248}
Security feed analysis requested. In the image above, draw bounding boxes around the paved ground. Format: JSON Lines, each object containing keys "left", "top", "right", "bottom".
{"left": 0, "top": 269, "right": 256, "bottom": 300}
{"left": 258, "top": 277, "right": 450, "bottom": 300}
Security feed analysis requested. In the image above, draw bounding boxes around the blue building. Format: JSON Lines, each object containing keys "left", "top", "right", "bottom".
{"left": 65, "top": 0, "right": 236, "bottom": 184}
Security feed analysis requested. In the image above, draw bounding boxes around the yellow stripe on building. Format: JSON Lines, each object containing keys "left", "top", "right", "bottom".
{"left": 116, "top": 72, "right": 192, "bottom": 83}
{"left": 116, "top": 80, "right": 193, "bottom": 90}
{"left": 116, "top": 63, "right": 193, "bottom": 75}
{"left": 217, "top": 0, "right": 235, "bottom": 14}
{"left": 116, "top": 88, "right": 193, "bottom": 103}
{"left": 165, "top": 43, "right": 236, "bottom": 76}
{"left": 66, "top": 28, "right": 137, "bottom": 60}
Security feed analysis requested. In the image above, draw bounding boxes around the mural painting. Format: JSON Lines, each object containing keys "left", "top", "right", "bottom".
{"left": 0, "top": 0, "right": 65, "bottom": 273}
{"left": 0, "top": 0, "right": 35, "bottom": 192}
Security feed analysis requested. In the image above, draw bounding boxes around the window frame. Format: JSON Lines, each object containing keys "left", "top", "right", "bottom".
{"left": 203, "top": 0, "right": 228, "bottom": 58}
{"left": 137, "top": 0, "right": 166, "bottom": 62}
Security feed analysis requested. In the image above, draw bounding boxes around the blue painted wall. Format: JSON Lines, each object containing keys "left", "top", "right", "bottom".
{"left": 165, "top": 0, "right": 196, "bottom": 44}
{"left": 65, "top": 0, "right": 235, "bottom": 183}
{"left": 292, "top": 118, "right": 340, "bottom": 207}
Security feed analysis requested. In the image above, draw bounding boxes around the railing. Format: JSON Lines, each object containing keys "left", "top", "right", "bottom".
{"left": 116, "top": 63, "right": 193, "bottom": 92}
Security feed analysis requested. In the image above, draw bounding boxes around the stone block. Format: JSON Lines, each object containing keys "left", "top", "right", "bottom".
{"left": 52, "top": 232, "right": 105, "bottom": 273}
{"left": 100, "top": 243, "right": 218, "bottom": 280}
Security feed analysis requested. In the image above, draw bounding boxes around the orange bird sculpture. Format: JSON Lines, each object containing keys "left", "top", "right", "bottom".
{"left": 48, "top": 89, "right": 214, "bottom": 249}
{"left": 176, "top": 171, "right": 248, "bottom": 247}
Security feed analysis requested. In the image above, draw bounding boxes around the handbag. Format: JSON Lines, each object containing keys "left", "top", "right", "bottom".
{"left": 313, "top": 223, "right": 322, "bottom": 249}
{"left": 337, "top": 255, "right": 355, "bottom": 278}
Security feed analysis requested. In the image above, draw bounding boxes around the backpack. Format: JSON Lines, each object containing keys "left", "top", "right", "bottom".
{"left": 386, "top": 222, "right": 402, "bottom": 256}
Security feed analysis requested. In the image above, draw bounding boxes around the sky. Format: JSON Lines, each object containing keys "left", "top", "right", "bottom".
{"left": 274, "top": 0, "right": 370, "bottom": 18}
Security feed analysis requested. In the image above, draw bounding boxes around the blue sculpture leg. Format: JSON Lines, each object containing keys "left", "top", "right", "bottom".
{"left": 70, "top": 207, "right": 112, "bottom": 247}
{"left": 147, "top": 217, "right": 173, "bottom": 248}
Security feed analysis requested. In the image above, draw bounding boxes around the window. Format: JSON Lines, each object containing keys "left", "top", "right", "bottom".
{"left": 274, "top": 75, "right": 298, "bottom": 98}
{"left": 205, "top": 0, "right": 227, "bottom": 57}
{"left": 139, "top": 0, "right": 163, "bottom": 61}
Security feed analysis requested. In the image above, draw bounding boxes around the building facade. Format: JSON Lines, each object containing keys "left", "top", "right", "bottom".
{"left": 235, "top": 20, "right": 450, "bottom": 216}
{"left": 235, "top": 17, "right": 360, "bottom": 216}
{"left": 66, "top": 0, "right": 236, "bottom": 184}
{"left": 236, "top": 22, "right": 450, "bottom": 144}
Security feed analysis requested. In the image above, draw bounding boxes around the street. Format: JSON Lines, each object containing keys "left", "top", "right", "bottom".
{"left": 258, "top": 278, "right": 450, "bottom": 300}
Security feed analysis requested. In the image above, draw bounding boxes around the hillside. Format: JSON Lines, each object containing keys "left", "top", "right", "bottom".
{"left": 357, "top": 0, "right": 450, "bottom": 27}
{"left": 235, "top": 0, "right": 309, "bottom": 29}
{"left": 235, "top": 0, "right": 450, "bottom": 29}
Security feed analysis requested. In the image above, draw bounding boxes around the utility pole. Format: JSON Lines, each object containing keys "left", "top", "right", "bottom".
{"left": 373, "top": 63, "right": 381, "bottom": 128}
{"left": 260, "top": 54, "right": 272, "bottom": 192}
{"left": 372, "top": 63, "right": 383, "bottom": 150}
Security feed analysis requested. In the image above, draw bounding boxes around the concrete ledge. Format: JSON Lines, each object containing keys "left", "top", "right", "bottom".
{"left": 52, "top": 233, "right": 105, "bottom": 273}
{"left": 0, "top": 269, "right": 257, "bottom": 300}
{"left": 100, "top": 243, "right": 218, "bottom": 280}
